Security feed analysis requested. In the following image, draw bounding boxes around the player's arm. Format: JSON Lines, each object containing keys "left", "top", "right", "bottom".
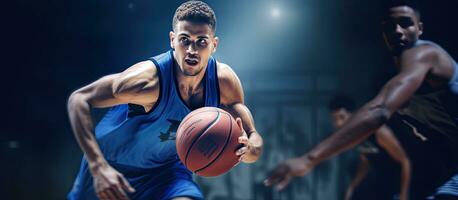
{"left": 218, "top": 62, "right": 263, "bottom": 163}
{"left": 375, "top": 126, "right": 411, "bottom": 200}
{"left": 67, "top": 60, "right": 159, "bottom": 199}
{"left": 345, "top": 154, "right": 370, "bottom": 200}
{"left": 265, "top": 45, "right": 437, "bottom": 190}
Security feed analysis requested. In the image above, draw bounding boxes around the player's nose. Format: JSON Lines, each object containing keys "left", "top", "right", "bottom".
{"left": 186, "top": 43, "right": 198, "bottom": 54}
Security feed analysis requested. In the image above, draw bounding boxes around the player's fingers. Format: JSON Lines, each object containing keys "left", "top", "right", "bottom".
{"left": 276, "top": 175, "right": 292, "bottom": 191}
{"left": 119, "top": 175, "right": 135, "bottom": 193}
{"left": 238, "top": 136, "right": 249, "bottom": 145}
{"left": 236, "top": 147, "right": 247, "bottom": 156}
{"left": 235, "top": 117, "right": 242, "bottom": 126}
{"left": 112, "top": 185, "right": 128, "bottom": 200}
{"left": 235, "top": 117, "right": 245, "bottom": 133}
{"left": 97, "top": 191, "right": 109, "bottom": 200}
{"left": 103, "top": 188, "right": 116, "bottom": 200}
{"left": 238, "top": 154, "right": 245, "bottom": 162}
{"left": 264, "top": 171, "right": 283, "bottom": 186}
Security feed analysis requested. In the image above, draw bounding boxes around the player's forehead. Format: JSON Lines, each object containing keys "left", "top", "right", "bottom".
{"left": 175, "top": 20, "right": 214, "bottom": 38}
{"left": 387, "top": 6, "right": 417, "bottom": 20}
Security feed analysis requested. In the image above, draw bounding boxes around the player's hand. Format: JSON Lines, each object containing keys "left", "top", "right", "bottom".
{"left": 90, "top": 163, "right": 135, "bottom": 200}
{"left": 235, "top": 117, "right": 261, "bottom": 163}
{"left": 264, "top": 157, "right": 314, "bottom": 191}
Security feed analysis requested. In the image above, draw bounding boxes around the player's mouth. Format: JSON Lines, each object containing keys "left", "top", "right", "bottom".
{"left": 184, "top": 58, "right": 199, "bottom": 66}
{"left": 391, "top": 37, "right": 407, "bottom": 46}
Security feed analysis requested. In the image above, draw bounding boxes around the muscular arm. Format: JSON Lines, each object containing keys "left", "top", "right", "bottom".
{"left": 218, "top": 63, "right": 263, "bottom": 163}
{"left": 304, "top": 46, "right": 436, "bottom": 166}
{"left": 67, "top": 60, "right": 158, "bottom": 199}
{"left": 375, "top": 126, "right": 411, "bottom": 200}
{"left": 265, "top": 46, "right": 437, "bottom": 191}
{"left": 68, "top": 60, "right": 159, "bottom": 169}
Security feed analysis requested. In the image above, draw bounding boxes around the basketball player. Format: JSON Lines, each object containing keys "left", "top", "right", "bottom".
{"left": 67, "top": 1, "right": 263, "bottom": 200}
{"left": 327, "top": 95, "right": 410, "bottom": 200}
{"left": 265, "top": 2, "right": 458, "bottom": 199}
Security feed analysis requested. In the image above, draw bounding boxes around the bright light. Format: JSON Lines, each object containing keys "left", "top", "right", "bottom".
{"left": 271, "top": 7, "right": 280, "bottom": 18}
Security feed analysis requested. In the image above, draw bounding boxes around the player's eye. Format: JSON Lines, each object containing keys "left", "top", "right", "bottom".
{"left": 179, "top": 37, "right": 191, "bottom": 46}
{"left": 196, "top": 39, "right": 208, "bottom": 48}
{"left": 398, "top": 18, "right": 414, "bottom": 28}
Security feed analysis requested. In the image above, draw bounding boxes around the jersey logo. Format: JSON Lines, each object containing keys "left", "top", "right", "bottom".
{"left": 159, "top": 119, "right": 181, "bottom": 142}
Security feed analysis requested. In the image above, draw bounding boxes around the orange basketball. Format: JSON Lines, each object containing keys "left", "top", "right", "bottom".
{"left": 176, "top": 107, "right": 242, "bottom": 177}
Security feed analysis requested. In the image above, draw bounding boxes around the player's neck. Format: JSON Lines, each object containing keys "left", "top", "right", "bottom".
{"left": 175, "top": 64, "right": 206, "bottom": 93}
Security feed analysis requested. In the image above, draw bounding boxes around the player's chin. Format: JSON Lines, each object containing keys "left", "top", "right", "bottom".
{"left": 183, "top": 67, "right": 202, "bottom": 76}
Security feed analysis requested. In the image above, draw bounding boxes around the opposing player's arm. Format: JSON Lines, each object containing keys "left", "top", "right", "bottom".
{"left": 375, "top": 126, "right": 411, "bottom": 200}
{"left": 265, "top": 45, "right": 438, "bottom": 190}
{"left": 305, "top": 45, "right": 437, "bottom": 166}
{"left": 218, "top": 62, "right": 263, "bottom": 163}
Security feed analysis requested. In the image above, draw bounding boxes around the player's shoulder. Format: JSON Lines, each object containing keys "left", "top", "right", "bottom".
{"left": 124, "top": 60, "right": 157, "bottom": 76}
{"left": 116, "top": 60, "right": 160, "bottom": 84}
{"left": 402, "top": 41, "right": 441, "bottom": 63}
{"left": 216, "top": 62, "right": 243, "bottom": 103}
{"left": 113, "top": 60, "right": 160, "bottom": 94}
{"left": 217, "top": 62, "right": 241, "bottom": 85}
{"left": 217, "top": 62, "right": 237, "bottom": 78}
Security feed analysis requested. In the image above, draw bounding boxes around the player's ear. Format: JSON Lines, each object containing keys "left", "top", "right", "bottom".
{"left": 169, "top": 31, "right": 175, "bottom": 49}
{"left": 212, "top": 36, "right": 219, "bottom": 54}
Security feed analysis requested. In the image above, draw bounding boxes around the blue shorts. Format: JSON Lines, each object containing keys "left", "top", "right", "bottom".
{"left": 67, "top": 159, "right": 203, "bottom": 200}
{"left": 426, "top": 173, "right": 458, "bottom": 199}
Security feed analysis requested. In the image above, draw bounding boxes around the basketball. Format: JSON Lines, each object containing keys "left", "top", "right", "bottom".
{"left": 176, "top": 107, "right": 243, "bottom": 177}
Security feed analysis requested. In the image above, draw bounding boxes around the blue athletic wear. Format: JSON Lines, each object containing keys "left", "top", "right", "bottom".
{"left": 68, "top": 50, "right": 220, "bottom": 200}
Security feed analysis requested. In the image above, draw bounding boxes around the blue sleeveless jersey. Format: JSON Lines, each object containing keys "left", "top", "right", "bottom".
{"left": 68, "top": 50, "right": 220, "bottom": 200}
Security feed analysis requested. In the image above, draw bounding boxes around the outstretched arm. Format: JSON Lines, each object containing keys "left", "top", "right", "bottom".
{"left": 265, "top": 45, "right": 436, "bottom": 190}
{"left": 67, "top": 60, "right": 159, "bottom": 200}
{"left": 375, "top": 126, "right": 411, "bottom": 200}
{"left": 218, "top": 63, "right": 263, "bottom": 163}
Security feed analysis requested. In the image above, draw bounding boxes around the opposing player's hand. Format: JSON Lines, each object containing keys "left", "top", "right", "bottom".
{"left": 235, "top": 118, "right": 261, "bottom": 163}
{"left": 91, "top": 164, "right": 135, "bottom": 200}
{"left": 264, "top": 157, "right": 314, "bottom": 191}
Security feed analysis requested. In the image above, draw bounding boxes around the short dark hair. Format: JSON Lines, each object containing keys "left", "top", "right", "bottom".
{"left": 328, "top": 94, "right": 356, "bottom": 112}
{"left": 381, "top": 0, "right": 421, "bottom": 20}
{"left": 172, "top": 1, "right": 217, "bottom": 33}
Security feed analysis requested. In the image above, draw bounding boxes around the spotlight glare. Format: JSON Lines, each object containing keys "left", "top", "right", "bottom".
{"left": 271, "top": 7, "right": 280, "bottom": 18}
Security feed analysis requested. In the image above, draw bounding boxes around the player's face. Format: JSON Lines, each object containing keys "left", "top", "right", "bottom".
{"left": 382, "top": 6, "right": 423, "bottom": 55}
{"left": 330, "top": 108, "right": 352, "bottom": 129}
{"left": 170, "top": 21, "right": 218, "bottom": 76}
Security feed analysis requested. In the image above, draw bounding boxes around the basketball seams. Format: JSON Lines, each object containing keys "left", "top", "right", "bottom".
{"left": 183, "top": 111, "right": 221, "bottom": 168}
{"left": 179, "top": 108, "right": 218, "bottom": 127}
{"left": 194, "top": 112, "right": 235, "bottom": 175}
{"left": 177, "top": 109, "right": 218, "bottom": 142}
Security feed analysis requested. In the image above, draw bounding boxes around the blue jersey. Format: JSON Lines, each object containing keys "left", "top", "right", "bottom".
{"left": 68, "top": 50, "right": 220, "bottom": 200}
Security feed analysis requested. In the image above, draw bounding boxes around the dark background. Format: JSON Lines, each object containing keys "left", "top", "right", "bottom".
{"left": 2, "top": 0, "right": 458, "bottom": 199}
